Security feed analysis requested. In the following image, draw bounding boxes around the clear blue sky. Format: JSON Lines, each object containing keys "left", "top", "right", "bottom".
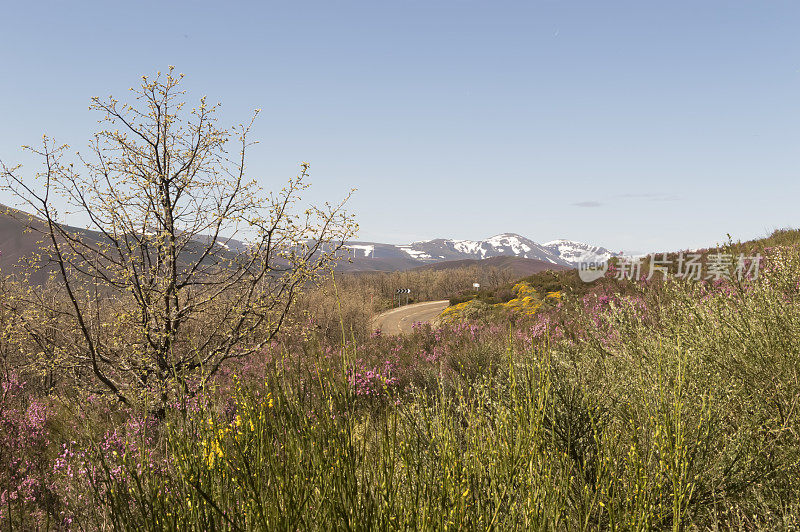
{"left": 1, "top": 1, "right": 799, "bottom": 254}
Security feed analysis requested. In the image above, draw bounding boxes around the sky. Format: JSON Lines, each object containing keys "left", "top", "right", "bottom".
{"left": 1, "top": 0, "right": 799, "bottom": 254}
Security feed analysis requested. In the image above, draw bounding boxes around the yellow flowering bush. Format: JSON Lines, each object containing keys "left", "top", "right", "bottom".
{"left": 441, "top": 282, "right": 553, "bottom": 322}
{"left": 499, "top": 282, "right": 543, "bottom": 316}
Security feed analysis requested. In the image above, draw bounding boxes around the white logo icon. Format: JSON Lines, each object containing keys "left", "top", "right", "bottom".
{"left": 577, "top": 260, "right": 608, "bottom": 283}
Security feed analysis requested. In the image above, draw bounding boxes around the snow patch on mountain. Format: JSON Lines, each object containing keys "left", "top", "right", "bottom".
{"left": 345, "top": 244, "right": 375, "bottom": 257}
{"left": 543, "top": 239, "right": 618, "bottom": 264}
{"left": 485, "top": 233, "right": 533, "bottom": 254}
{"left": 398, "top": 246, "right": 433, "bottom": 260}
{"left": 451, "top": 239, "right": 483, "bottom": 256}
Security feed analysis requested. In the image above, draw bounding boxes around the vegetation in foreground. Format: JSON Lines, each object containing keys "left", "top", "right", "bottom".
{"left": 2, "top": 243, "right": 800, "bottom": 529}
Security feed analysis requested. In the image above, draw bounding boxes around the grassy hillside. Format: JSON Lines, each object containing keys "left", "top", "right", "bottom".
{"left": 443, "top": 227, "right": 800, "bottom": 318}
{"left": 740, "top": 227, "right": 800, "bottom": 251}
{"left": 3, "top": 230, "right": 800, "bottom": 529}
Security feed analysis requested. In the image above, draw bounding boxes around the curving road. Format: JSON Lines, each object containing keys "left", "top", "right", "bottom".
{"left": 371, "top": 300, "right": 450, "bottom": 335}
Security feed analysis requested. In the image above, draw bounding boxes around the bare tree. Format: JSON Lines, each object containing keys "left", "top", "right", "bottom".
{"left": 1, "top": 68, "right": 356, "bottom": 406}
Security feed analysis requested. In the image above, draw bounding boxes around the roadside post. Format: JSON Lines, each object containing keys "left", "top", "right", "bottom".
{"left": 395, "top": 288, "right": 411, "bottom": 307}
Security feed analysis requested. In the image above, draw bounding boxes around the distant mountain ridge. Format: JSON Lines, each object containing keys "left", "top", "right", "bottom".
{"left": 340, "top": 233, "right": 617, "bottom": 272}
{"left": 0, "top": 206, "right": 616, "bottom": 275}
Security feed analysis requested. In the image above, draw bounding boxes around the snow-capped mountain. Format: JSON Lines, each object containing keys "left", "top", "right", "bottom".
{"left": 543, "top": 239, "right": 618, "bottom": 265}
{"left": 399, "top": 233, "right": 568, "bottom": 265}
{"left": 341, "top": 233, "right": 615, "bottom": 271}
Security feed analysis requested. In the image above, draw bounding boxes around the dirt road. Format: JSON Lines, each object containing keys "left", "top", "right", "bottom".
{"left": 371, "top": 300, "right": 450, "bottom": 335}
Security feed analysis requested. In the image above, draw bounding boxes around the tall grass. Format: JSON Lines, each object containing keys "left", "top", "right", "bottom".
{"left": 5, "top": 247, "right": 800, "bottom": 529}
